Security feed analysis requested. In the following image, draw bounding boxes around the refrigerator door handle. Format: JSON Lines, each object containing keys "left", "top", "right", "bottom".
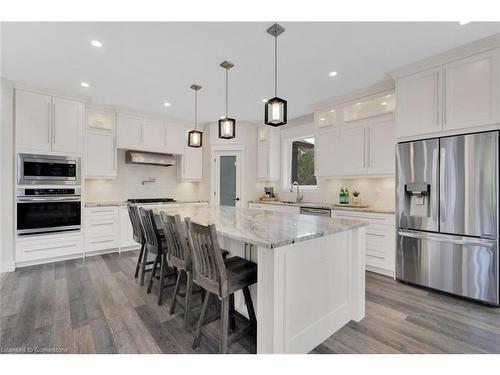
{"left": 398, "top": 229, "right": 497, "bottom": 248}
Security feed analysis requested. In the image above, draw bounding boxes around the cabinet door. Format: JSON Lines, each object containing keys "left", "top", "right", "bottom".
{"left": 85, "top": 131, "right": 116, "bottom": 178}
{"left": 120, "top": 207, "right": 138, "bottom": 248}
{"left": 444, "top": 48, "right": 500, "bottom": 130}
{"left": 52, "top": 97, "right": 83, "bottom": 154}
{"left": 396, "top": 67, "right": 442, "bottom": 138}
{"left": 314, "top": 128, "right": 342, "bottom": 177}
{"left": 165, "top": 124, "right": 186, "bottom": 155}
{"left": 117, "top": 113, "right": 143, "bottom": 149}
{"left": 367, "top": 115, "right": 395, "bottom": 175}
{"left": 142, "top": 118, "right": 165, "bottom": 153}
{"left": 340, "top": 121, "right": 366, "bottom": 176}
{"left": 177, "top": 146, "right": 203, "bottom": 180}
{"left": 15, "top": 90, "right": 52, "bottom": 152}
{"left": 257, "top": 139, "right": 269, "bottom": 180}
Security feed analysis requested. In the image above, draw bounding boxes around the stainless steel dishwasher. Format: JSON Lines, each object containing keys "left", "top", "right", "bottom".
{"left": 300, "top": 207, "right": 331, "bottom": 217}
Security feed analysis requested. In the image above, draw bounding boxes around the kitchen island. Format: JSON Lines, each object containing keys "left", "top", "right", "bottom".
{"left": 153, "top": 205, "right": 367, "bottom": 354}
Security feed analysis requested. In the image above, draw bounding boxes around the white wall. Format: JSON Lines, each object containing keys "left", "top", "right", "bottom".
{"left": 85, "top": 149, "right": 201, "bottom": 203}
{"left": 0, "top": 78, "right": 15, "bottom": 272}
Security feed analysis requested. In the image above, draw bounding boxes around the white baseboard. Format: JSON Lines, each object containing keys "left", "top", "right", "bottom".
{"left": 1, "top": 260, "right": 16, "bottom": 273}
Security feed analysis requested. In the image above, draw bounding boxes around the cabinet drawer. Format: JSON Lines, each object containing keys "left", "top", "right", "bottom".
{"left": 331, "top": 210, "right": 395, "bottom": 226}
{"left": 366, "top": 225, "right": 395, "bottom": 248}
{"left": 86, "top": 234, "right": 119, "bottom": 252}
{"left": 16, "top": 233, "right": 83, "bottom": 263}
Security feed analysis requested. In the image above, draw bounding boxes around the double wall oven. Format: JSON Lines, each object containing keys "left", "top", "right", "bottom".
{"left": 16, "top": 153, "right": 82, "bottom": 237}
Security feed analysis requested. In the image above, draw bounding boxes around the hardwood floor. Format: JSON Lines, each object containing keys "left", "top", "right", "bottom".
{"left": 1, "top": 250, "right": 499, "bottom": 354}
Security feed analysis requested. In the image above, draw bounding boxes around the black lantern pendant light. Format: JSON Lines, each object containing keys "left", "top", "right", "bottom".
{"left": 188, "top": 84, "right": 203, "bottom": 148}
{"left": 264, "top": 23, "right": 287, "bottom": 127}
{"left": 218, "top": 60, "right": 236, "bottom": 139}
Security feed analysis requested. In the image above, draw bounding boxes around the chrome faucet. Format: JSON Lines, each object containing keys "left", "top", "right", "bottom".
{"left": 290, "top": 181, "right": 303, "bottom": 203}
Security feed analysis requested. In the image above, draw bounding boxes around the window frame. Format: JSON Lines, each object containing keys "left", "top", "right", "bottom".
{"left": 281, "top": 133, "right": 319, "bottom": 192}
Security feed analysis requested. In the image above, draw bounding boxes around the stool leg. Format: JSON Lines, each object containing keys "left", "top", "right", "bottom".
{"left": 134, "top": 243, "right": 145, "bottom": 278}
{"left": 158, "top": 253, "right": 166, "bottom": 306}
{"left": 229, "top": 294, "right": 236, "bottom": 330}
{"left": 184, "top": 270, "right": 193, "bottom": 331}
{"left": 242, "top": 287, "right": 257, "bottom": 332}
{"left": 169, "top": 270, "right": 182, "bottom": 315}
{"left": 193, "top": 292, "right": 211, "bottom": 350}
{"left": 220, "top": 296, "right": 229, "bottom": 354}
{"left": 140, "top": 248, "right": 149, "bottom": 287}
{"left": 147, "top": 254, "right": 159, "bottom": 294}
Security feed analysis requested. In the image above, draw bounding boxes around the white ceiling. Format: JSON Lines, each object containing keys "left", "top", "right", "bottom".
{"left": 2, "top": 22, "right": 499, "bottom": 124}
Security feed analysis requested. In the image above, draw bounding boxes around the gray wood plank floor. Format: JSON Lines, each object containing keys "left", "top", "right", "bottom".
{"left": 1, "top": 250, "right": 499, "bottom": 354}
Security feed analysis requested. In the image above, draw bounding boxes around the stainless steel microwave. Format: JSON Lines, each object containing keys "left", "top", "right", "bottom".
{"left": 17, "top": 154, "right": 80, "bottom": 185}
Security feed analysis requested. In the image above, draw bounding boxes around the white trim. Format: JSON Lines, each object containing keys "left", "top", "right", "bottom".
{"left": 210, "top": 148, "right": 246, "bottom": 208}
{"left": 13, "top": 81, "right": 90, "bottom": 103}
{"left": 1, "top": 261, "right": 15, "bottom": 273}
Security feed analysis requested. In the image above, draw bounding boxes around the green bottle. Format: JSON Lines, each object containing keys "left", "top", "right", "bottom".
{"left": 345, "top": 188, "right": 349, "bottom": 204}
{"left": 339, "top": 188, "right": 344, "bottom": 204}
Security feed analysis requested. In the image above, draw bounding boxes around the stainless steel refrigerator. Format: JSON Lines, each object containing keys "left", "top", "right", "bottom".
{"left": 396, "top": 131, "right": 499, "bottom": 305}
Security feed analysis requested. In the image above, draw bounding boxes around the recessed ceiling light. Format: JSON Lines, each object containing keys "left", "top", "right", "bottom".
{"left": 91, "top": 40, "right": 103, "bottom": 48}
{"left": 356, "top": 102, "right": 361, "bottom": 106}
{"left": 329, "top": 71, "right": 338, "bottom": 77}
{"left": 329, "top": 109, "right": 335, "bottom": 113}
{"left": 319, "top": 118, "right": 325, "bottom": 121}
{"left": 380, "top": 102, "right": 387, "bottom": 106}
{"left": 262, "top": 99, "right": 268, "bottom": 103}
{"left": 164, "top": 102, "right": 171, "bottom": 107}
{"left": 81, "top": 82, "right": 90, "bottom": 88}
{"left": 458, "top": 21, "right": 471, "bottom": 25}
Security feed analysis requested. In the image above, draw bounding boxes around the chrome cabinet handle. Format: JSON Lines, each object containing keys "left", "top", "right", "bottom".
{"left": 47, "top": 102, "right": 51, "bottom": 144}
{"left": 52, "top": 102, "right": 56, "bottom": 145}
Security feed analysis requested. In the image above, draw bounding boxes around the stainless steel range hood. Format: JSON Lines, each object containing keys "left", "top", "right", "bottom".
{"left": 125, "top": 151, "right": 176, "bottom": 167}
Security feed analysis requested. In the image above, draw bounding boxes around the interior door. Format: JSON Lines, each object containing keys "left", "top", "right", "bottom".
{"left": 440, "top": 131, "right": 498, "bottom": 238}
{"left": 215, "top": 152, "right": 241, "bottom": 207}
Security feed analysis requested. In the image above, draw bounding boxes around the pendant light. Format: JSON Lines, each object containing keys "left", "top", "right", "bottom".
{"left": 188, "top": 84, "right": 203, "bottom": 148}
{"left": 218, "top": 60, "right": 236, "bottom": 139}
{"left": 264, "top": 23, "right": 287, "bottom": 127}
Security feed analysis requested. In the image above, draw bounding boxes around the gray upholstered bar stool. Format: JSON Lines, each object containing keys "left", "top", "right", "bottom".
{"left": 185, "top": 217, "right": 257, "bottom": 354}
{"left": 127, "top": 204, "right": 153, "bottom": 286}
{"left": 159, "top": 212, "right": 231, "bottom": 331}
{"left": 138, "top": 207, "right": 173, "bottom": 305}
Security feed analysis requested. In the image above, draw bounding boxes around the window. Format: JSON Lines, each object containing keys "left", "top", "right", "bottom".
{"left": 290, "top": 137, "right": 317, "bottom": 186}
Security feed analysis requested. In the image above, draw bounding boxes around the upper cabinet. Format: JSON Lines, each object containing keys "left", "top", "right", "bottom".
{"left": 314, "top": 127, "right": 342, "bottom": 177}
{"left": 393, "top": 46, "right": 500, "bottom": 139}
{"left": 15, "top": 89, "right": 83, "bottom": 155}
{"left": 396, "top": 67, "right": 442, "bottom": 139}
{"left": 443, "top": 49, "right": 500, "bottom": 131}
{"left": 177, "top": 146, "right": 203, "bottom": 181}
{"left": 116, "top": 112, "right": 186, "bottom": 154}
{"left": 85, "top": 108, "right": 117, "bottom": 179}
{"left": 366, "top": 115, "right": 395, "bottom": 175}
{"left": 257, "top": 126, "right": 280, "bottom": 181}
{"left": 315, "top": 108, "right": 338, "bottom": 128}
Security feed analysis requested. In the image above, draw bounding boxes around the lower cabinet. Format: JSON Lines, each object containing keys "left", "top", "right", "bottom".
{"left": 177, "top": 147, "right": 203, "bottom": 181}
{"left": 119, "top": 206, "right": 139, "bottom": 249}
{"left": 331, "top": 210, "right": 395, "bottom": 277}
{"left": 15, "top": 232, "right": 83, "bottom": 265}
{"left": 84, "top": 207, "right": 120, "bottom": 253}
{"left": 248, "top": 202, "right": 300, "bottom": 214}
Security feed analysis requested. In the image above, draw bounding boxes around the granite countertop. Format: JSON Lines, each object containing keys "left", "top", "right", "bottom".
{"left": 152, "top": 205, "right": 368, "bottom": 249}
{"left": 85, "top": 200, "right": 208, "bottom": 208}
{"left": 248, "top": 200, "right": 394, "bottom": 215}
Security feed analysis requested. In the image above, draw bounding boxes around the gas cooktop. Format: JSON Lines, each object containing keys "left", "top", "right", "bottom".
{"left": 127, "top": 198, "right": 176, "bottom": 204}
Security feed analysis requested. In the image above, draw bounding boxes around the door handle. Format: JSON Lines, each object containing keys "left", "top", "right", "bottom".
{"left": 233, "top": 197, "right": 240, "bottom": 201}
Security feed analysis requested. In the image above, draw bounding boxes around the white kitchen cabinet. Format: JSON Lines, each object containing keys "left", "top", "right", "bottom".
{"left": 443, "top": 48, "right": 500, "bottom": 131}
{"left": 367, "top": 115, "right": 395, "bottom": 175}
{"left": 15, "top": 90, "right": 52, "bottom": 152}
{"left": 315, "top": 108, "right": 338, "bottom": 128}
{"left": 177, "top": 146, "right": 203, "bottom": 181}
{"left": 257, "top": 126, "right": 280, "bottom": 181}
{"left": 52, "top": 97, "right": 84, "bottom": 154}
{"left": 15, "top": 232, "right": 83, "bottom": 265}
{"left": 15, "top": 90, "right": 83, "bottom": 155}
{"left": 331, "top": 209, "right": 395, "bottom": 277}
{"left": 84, "top": 207, "right": 119, "bottom": 254}
{"left": 142, "top": 118, "right": 165, "bottom": 153}
{"left": 339, "top": 121, "right": 366, "bottom": 176}
{"left": 85, "top": 131, "right": 117, "bottom": 178}
{"left": 314, "top": 127, "right": 342, "bottom": 177}
{"left": 117, "top": 113, "right": 143, "bottom": 150}
{"left": 396, "top": 67, "right": 442, "bottom": 139}
{"left": 165, "top": 124, "right": 187, "bottom": 155}
{"left": 119, "top": 206, "right": 139, "bottom": 250}
{"left": 87, "top": 109, "right": 115, "bottom": 131}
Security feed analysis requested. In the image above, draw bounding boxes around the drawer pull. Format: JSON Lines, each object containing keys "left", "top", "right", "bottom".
{"left": 90, "top": 222, "right": 115, "bottom": 226}
{"left": 91, "top": 238, "right": 116, "bottom": 244}
{"left": 366, "top": 232, "right": 386, "bottom": 237}
{"left": 25, "top": 243, "right": 76, "bottom": 253}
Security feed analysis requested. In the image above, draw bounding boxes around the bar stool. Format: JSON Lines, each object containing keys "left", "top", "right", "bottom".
{"left": 138, "top": 207, "right": 172, "bottom": 305}
{"left": 159, "top": 212, "right": 230, "bottom": 331}
{"left": 185, "top": 218, "right": 257, "bottom": 354}
{"left": 127, "top": 204, "right": 153, "bottom": 286}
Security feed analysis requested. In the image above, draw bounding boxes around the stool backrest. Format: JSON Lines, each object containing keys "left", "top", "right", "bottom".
{"left": 160, "top": 212, "right": 190, "bottom": 270}
{"left": 127, "top": 204, "right": 144, "bottom": 244}
{"left": 138, "top": 207, "right": 162, "bottom": 254}
{"left": 185, "top": 218, "right": 227, "bottom": 296}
